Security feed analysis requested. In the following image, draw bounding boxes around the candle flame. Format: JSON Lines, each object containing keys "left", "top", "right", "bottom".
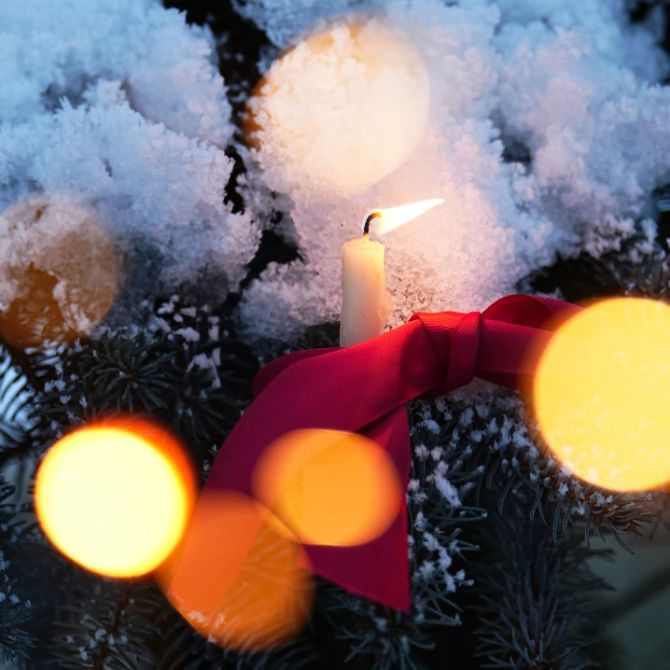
{"left": 368, "top": 198, "right": 444, "bottom": 236}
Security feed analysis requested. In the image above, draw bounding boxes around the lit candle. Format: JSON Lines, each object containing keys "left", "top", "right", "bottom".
{"left": 339, "top": 199, "right": 444, "bottom": 347}
{"left": 339, "top": 212, "right": 390, "bottom": 347}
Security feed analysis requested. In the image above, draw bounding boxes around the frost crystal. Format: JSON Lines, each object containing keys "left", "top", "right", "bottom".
{"left": 234, "top": 0, "right": 366, "bottom": 46}
{"left": 0, "top": 0, "right": 261, "bottom": 309}
{"left": 238, "top": 0, "right": 670, "bottom": 344}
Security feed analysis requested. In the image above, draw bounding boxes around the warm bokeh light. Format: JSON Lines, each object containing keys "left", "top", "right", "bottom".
{"left": 533, "top": 297, "right": 670, "bottom": 492}
{"left": 253, "top": 429, "right": 402, "bottom": 546}
{"left": 246, "top": 16, "right": 430, "bottom": 194}
{"left": 0, "top": 195, "right": 118, "bottom": 348}
{"left": 157, "top": 492, "right": 312, "bottom": 652}
{"left": 370, "top": 198, "right": 445, "bottom": 236}
{"left": 35, "top": 419, "right": 195, "bottom": 578}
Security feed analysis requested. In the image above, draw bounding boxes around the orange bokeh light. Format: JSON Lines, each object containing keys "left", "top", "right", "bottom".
{"left": 0, "top": 195, "right": 119, "bottom": 348}
{"left": 253, "top": 429, "right": 402, "bottom": 547}
{"left": 35, "top": 418, "right": 195, "bottom": 578}
{"left": 157, "top": 491, "right": 312, "bottom": 652}
{"left": 533, "top": 297, "right": 670, "bottom": 492}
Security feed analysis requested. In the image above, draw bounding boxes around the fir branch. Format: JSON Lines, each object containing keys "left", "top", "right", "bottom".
{"left": 0, "top": 345, "right": 36, "bottom": 457}
{"left": 0, "top": 585, "right": 34, "bottom": 664}
{"left": 441, "top": 388, "right": 661, "bottom": 540}
{"left": 45, "top": 577, "right": 149, "bottom": 670}
{"left": 471, "top": 495, "right": 612, "bottom": 669}
{"left": 523, "top": 222, "right": 670, "bottom": 304}
{"left": 28, "top": 296, "right": 258, "bottom": 469}
{"left": 317, "top": 398, "right": 486, "bottom": 670}
{"left": 0, "top": 479, "right": 38, "bottom": 665}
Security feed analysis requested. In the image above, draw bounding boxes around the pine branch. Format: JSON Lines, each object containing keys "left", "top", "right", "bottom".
{"left": 315, "top": 398, "right": 486, "bottom": 670}
{"left": 523, "top": 221, "right": 670, "bottom": 304}
{"left": 0, "top": 344, "right": 36, "bottom": 459}
{"left": 471, "top": 494, "right": 611, "bottom": 669}
{"left": 27, "top": 295, "right": 258, "bottom": 472}
{"left": 440, "top": 388, "right": 661, "bottom": 541}
{"left": 0, "top": 476, "right": 39, "bottom": 665}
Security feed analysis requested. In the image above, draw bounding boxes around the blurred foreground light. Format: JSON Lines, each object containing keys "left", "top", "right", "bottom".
{"left": 246, "top": 16, "right": 430, "bottom": 194}
{"left": 533, "top": 297, "right": 670, "bottom": 492}
{"left": 0, "top": 195, "right": 119, "bottom": 348}
{"left": 253, "top": 429, "right": 402, "bottom": 546}
{"left": 35, "top": 419, "right": 194, "bottom": 578}
{"left": 157, "top": 492, "right": 312, "bottom": 652}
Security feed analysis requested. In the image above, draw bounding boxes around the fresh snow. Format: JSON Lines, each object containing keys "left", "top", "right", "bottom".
{"left": 238, "top": 0, "right": 670, "bottom": 343}
{"left": 0, "top": 0, "right": 261, "bottom": 326}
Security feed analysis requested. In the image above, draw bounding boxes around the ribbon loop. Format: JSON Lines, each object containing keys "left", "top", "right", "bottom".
{"left": 411, "top": 310, "right": 483, "bottom": 396}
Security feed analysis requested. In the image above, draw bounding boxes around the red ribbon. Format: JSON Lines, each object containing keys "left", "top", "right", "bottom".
{"left": 204, "top": 294, "right": 580, "bottom": 611}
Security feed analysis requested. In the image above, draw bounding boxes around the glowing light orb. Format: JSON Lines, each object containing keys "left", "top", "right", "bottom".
{"left": 0, "top": 195, "right": 119, "bottom": 348}
{"left": 246, "top": 16, "right": 430, "bottom": 194}
{"left": 158, "top": 492, "right": 312, "bottom": 652}
{"left": 253, "top": 429, "right": 402, "bottom": 546}
{"left": 533, "top": 297, "right": 670, "bottom": 492}
{"left": 35, "top": 420, "right": 194, "bottom": 578}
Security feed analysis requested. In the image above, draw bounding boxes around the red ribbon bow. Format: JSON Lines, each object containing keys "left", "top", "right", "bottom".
{"left": 205, "top": 294, "right": 580, "bottom": 611}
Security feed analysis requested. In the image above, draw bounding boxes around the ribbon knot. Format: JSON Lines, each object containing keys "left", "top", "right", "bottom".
{"left": 204, "top": 294, "right": 581, "bottom": 613}
{"left": 411, "top": 310, "right": 483, "bottom": 396}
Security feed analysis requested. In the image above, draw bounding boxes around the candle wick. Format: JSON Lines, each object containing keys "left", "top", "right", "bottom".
{"left": 363, "top": 211, "right": 382, "bottom": 236}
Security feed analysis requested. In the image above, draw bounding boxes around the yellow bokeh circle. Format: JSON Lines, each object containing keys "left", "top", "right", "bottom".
{"left": 253, "top": 429, "right": 402, "bottom": 547}
{"left": 533, "top": 297, "right": 670, "bottom": 492}
{"left": 35, "top": 420, "right": 194, "bottom": 578}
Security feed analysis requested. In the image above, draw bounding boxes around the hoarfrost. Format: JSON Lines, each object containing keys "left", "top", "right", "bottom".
{"left": 238, "top": 0, "right": 670, "bottom": 343}
{"left": 0, "top": 0, "right": 261, "bottom": 312}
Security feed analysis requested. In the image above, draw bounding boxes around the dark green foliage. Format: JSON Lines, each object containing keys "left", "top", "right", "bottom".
{"left": 315, "top": 399, "right": 486, "bottom": 670}
{"left": 524, "top": 224, "right": 670, "bottom": 304}
{"left": 472, "top": 497, "right": 611, "bottom": 669}
{"left": 11, "top": 293, "right": 324, "bottom": 670}
{"left": 1, "top": 223, "right": 669, "bottom": 667}
{"left": 0, "top": 294, "right": 267, "bottom": 669}
{"left": 461, "top": 389, "right": 660, "bottom": 543}
{"left": 29, "top": 295, "right": 258, "bottom": 470}
{"left": 0, "top": 481, "right": 35, "bottom": 666}
{"left": 0, "top": 347, "right": 41, "bottom": 664}
{"left": 43, "top": 567, "right": 315, "bottom": 670}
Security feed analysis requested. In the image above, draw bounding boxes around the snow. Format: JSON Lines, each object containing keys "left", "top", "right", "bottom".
{"left": 234, "top": 0, "right": 364, "bottom": 47}
{"left": 238, "top": 0, "right": 670, "bottom": 344}
{"left": 0, "top": 195, "right": 118, "bottom": 335}
{"left": 0, "top": 0, "right": 669, "bottom": 347}
{"left": 0, "top": 0, "right": 261, "bottom": 319}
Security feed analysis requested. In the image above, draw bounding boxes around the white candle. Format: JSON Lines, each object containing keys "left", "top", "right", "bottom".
{"left": 339, "top": 199, "right": 445, "bottom": 347}
{"left": 339, "top": 214, "right": 391, "bottom": 347}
